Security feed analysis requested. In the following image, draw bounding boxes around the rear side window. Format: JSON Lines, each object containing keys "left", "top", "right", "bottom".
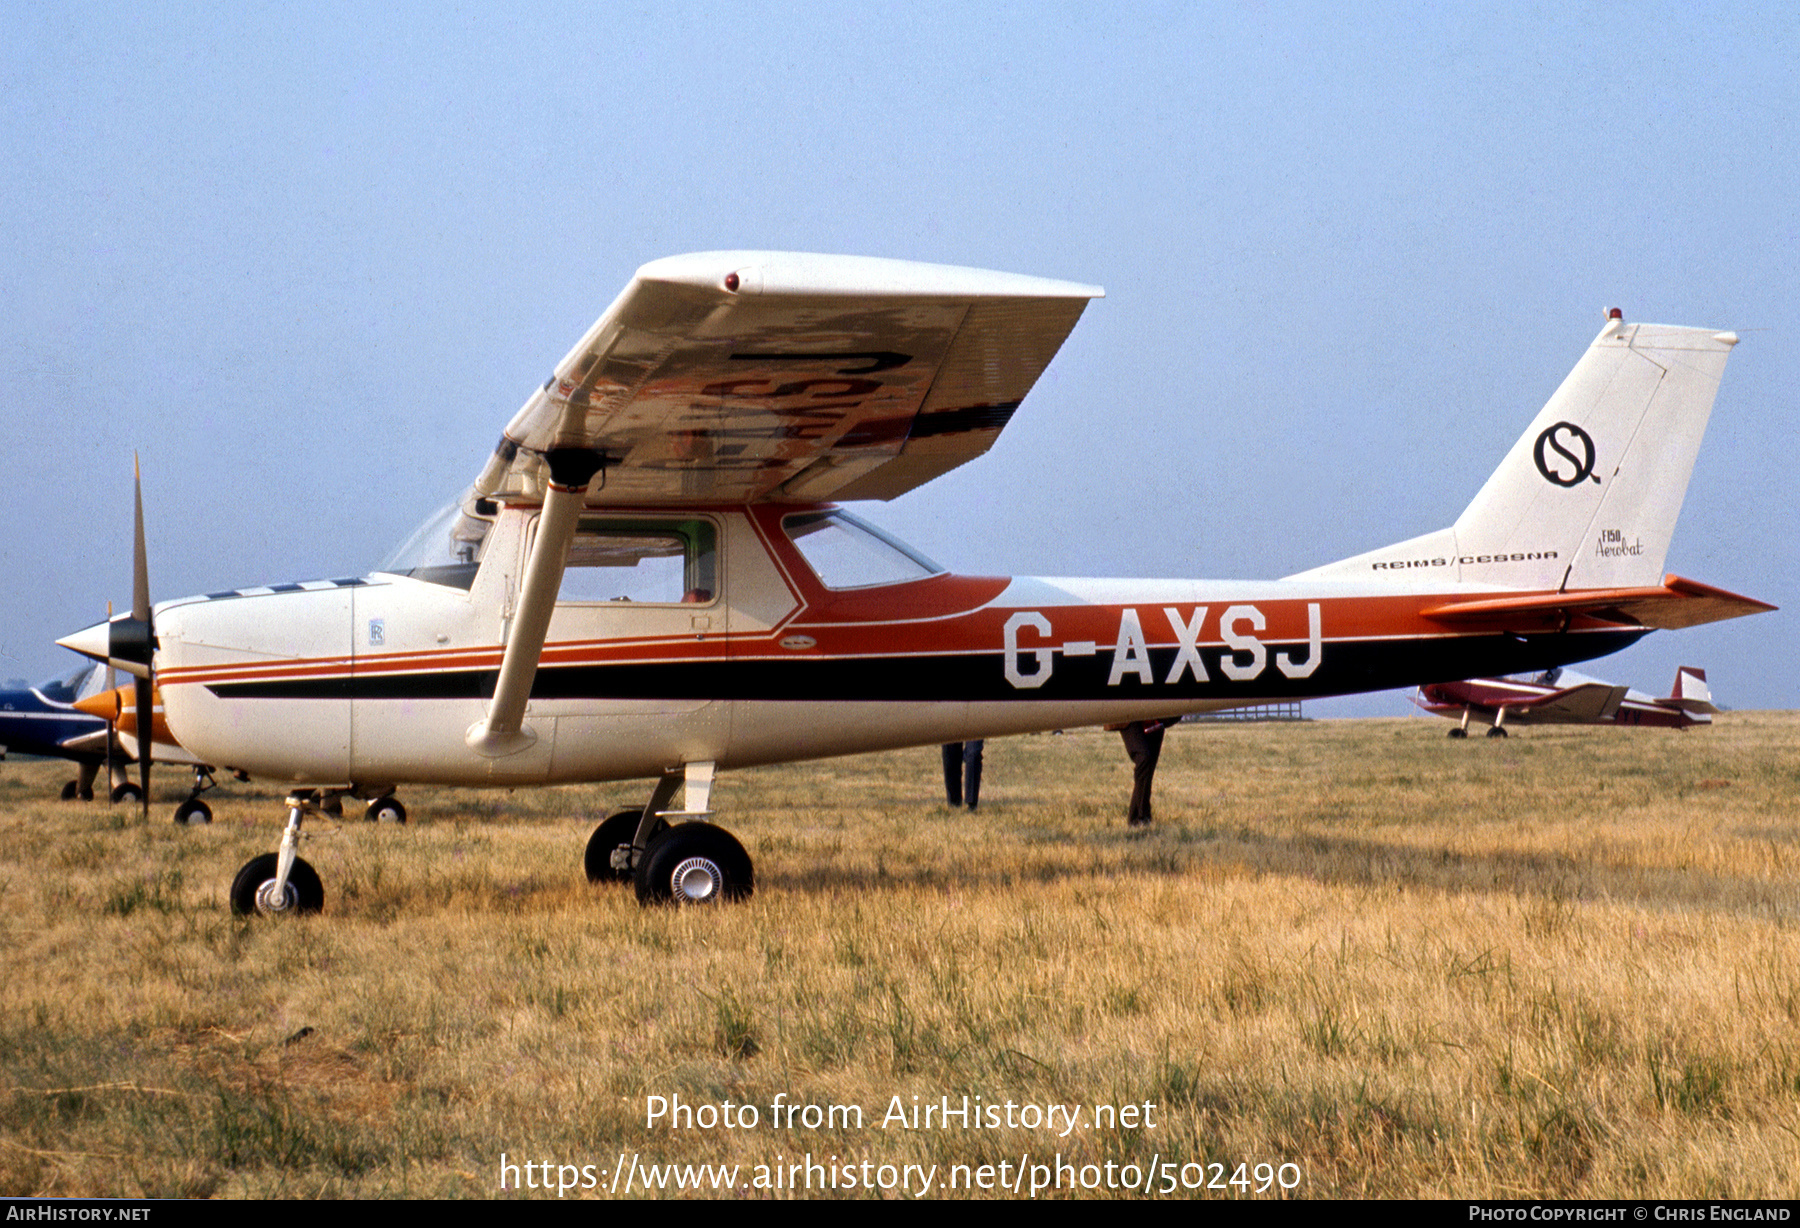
{"left": 782, "top": 509, "right": 943, "bottom": 589}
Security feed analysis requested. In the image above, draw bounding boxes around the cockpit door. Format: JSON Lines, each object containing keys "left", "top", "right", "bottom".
{"left": 540, "top": 514, "right": 729, "bottom": 779}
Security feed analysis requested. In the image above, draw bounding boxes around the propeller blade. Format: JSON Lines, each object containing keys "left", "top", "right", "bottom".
{"left": 104, "top": 601, "right": 116, "bottom": 795}
{"left": 134, "top": 675, "right": 153, "bottom": 819}
{"left": 132, "top": 454, "right": 150, "bottom": 625}
{"left": 131, "top": 457, "right": 153, "bottom": 820}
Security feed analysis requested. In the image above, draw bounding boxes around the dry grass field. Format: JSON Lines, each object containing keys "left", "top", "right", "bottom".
{"left": 3, "top": 713, "right": 1799, "bottom": 1199}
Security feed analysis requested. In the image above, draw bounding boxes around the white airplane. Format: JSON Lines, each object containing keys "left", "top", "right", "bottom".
{"left": 59, "top": 252, "right": 1773, "bottom": 916}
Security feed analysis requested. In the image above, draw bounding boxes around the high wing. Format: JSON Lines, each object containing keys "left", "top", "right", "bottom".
{"left": 466, "top": 252, "right": 1104, "bottom": 507}
{"left": 461, "top": 252, "right": 1101, "bottom": 758}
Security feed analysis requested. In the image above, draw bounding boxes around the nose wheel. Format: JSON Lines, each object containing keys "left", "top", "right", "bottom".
{"left": 364, "top": 795, "right": 407, "bottom": 824}
{"left": 174, "top": 799, "right": 213, "bottom": 825}
{"left": 229, "top": 792, "right": 326, "bottom": 916}
{"left": 229, "top": 852, "right": 323, "bottom": 915}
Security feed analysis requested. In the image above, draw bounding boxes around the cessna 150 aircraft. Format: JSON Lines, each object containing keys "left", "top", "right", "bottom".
{"left": 59, "top": 252, "right": 1773, "bottom": 916}
{"left": 1416, "top": 664, "right": 1720, "bottom": 736}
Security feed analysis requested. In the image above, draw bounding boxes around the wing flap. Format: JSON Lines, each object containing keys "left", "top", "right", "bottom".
{"left": 475, "top": 252, "right": 1102, "bottom": 506}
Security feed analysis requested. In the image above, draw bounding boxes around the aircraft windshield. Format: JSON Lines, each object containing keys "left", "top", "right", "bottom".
{"left": 37, "top": 663, "right": 98, "bottom": 703}
{"left": 377, "top": 501, "right": 495, "bottom": 589}
{"left": 782, "top": 509, "right": 943, "bottom": 590}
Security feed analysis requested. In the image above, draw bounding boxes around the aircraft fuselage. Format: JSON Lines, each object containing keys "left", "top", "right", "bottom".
{"left": 153, "top": 502, "right": 1645, "bottom": 791}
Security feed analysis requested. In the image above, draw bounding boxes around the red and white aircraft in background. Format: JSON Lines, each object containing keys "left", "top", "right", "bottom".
{"left": 1416, "top": 665, "right": 1721, "bottom": 737}
{"left": 60, "top": 252, "right": 1773, "bottom": 915}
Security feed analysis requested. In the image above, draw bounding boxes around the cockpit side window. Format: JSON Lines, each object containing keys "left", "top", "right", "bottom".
{"left": 556, "top": 517, "right": 718, "bottom": 605}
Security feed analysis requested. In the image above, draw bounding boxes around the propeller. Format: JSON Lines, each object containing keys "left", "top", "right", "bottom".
{"left": 103, "top": 601, "right": 116, "bottom": 796}
{"left": 58, "top": 456, "right": 155, "bottom": 820}
{"left": 130, "top": 456, "right": 152, "bottom": 820}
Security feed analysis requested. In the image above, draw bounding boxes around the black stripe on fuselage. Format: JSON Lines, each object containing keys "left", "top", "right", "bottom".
{"left": 204, "top": 629, "right": 1648, "bottom": 704}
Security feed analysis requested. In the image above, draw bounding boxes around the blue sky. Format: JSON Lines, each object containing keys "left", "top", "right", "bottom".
{"left": 3, "top": 3, "right": 1794, "bottom": 714}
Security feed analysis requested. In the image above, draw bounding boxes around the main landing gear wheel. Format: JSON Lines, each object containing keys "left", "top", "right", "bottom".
{"left": 173, "top": 799, "right": 212, "bottom": 825}
{"left": 364, "top": 796, "right": 407, "bottom": 824}
{"left": 634, "top": 822, "right": 753, "bottom": 906}
{"left": 110, "top": 782, "right": 142, "bottom": 806}
{"left": 229, "top": 852, "right": 323, "bottom": 916}
{"left": 585, "top": 811, "right": 667, "bottom": 884}
{"left": 1447, "top": 728, "right": 1468, "bottom": 739}
{"left": 1485, "top": 726, "right": 1509, "bottom": 738}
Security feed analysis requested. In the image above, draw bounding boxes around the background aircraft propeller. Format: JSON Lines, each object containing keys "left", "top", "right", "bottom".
{"left": 103, "top": 601, "right": 117, "bottom": 799}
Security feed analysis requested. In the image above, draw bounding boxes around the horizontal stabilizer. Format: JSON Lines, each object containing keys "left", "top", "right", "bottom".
{"left": 1419, "top": 575, "right": 1776, "bottom": 632}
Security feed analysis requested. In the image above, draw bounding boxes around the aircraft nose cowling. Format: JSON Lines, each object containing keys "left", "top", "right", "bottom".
{"left": 151, "top": 587, "right": 357, "bottom": 783}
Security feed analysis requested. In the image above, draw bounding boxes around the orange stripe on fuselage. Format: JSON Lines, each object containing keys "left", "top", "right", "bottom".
{"left": 158, "top": 587, "right": 1626, "bottom": 690}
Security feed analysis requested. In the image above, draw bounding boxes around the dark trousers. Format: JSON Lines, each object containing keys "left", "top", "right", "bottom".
{"left": 1119, "top": 722, "right": 1165, "bottom": 825}
{"left": 941, "top": 741, "right": 984, "bottom": 809}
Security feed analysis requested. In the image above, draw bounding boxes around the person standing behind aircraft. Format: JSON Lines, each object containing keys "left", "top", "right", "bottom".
{"left": 1108, "top": 719, "right": 1182, "bottom": 827}
{"left": 941, "top": 741, "right": 984, "bottom": 810}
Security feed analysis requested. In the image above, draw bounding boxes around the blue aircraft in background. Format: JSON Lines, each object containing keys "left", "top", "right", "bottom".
{"left": 0, "top": 662, "right": 121, "bottom": 801}
{"left": 0, "top": 660, "right": 232, "bottom": 821}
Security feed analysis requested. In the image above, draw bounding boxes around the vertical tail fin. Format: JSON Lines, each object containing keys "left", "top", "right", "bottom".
{"left": 1291, "top": 315, "right": 1738, "bottom": 590}
{"left": 1660, "top": 664, "right": 1719, "bottom": 722}
{"left": 1670, "top": 666, "right": 1713, "bottom": 702}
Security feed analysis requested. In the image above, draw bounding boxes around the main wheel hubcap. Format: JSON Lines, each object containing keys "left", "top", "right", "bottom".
{"left": 253, "top": 879, "right": 297, "bottom": 915}
{"left": 670, "top": 856, "right": 722, "bottom": 902}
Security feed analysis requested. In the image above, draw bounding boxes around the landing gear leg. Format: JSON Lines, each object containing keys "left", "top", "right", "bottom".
{"left": 64, "top": 761, "right": 100, "bottom": 800}
{"left": 1448, "top": 707, "right": 1471, "bottom": 739}
{"left": 583, "top": 769, "right": 688, "bottom": 884}
{"left": 617, "top": 771, "right": 685, "bottom": 878}
{"left": 172, "top": 765, "right": 217, "bottom": 825}
{"left": 1486, "top": 707, "right": 1509, "bottom": 738}
{"left": 229, "top": 793, "right": 324, "bottom": 916}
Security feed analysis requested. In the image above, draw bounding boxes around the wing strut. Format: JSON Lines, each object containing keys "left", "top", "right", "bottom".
{"left": 466, "top": 448, "right": 604, "bottom": 758}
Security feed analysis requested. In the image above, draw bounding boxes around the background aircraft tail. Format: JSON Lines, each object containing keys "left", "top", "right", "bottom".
{"left": 1665, "top": 665, "right": 1720, "bottom": 714}
{"left": 1291, "top": 314, "right": 1738, "bottom": 591}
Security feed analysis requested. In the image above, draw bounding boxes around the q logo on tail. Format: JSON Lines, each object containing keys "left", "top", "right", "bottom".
{"left": 1533, "top": 422, "right": 1598, "bottom": 487}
